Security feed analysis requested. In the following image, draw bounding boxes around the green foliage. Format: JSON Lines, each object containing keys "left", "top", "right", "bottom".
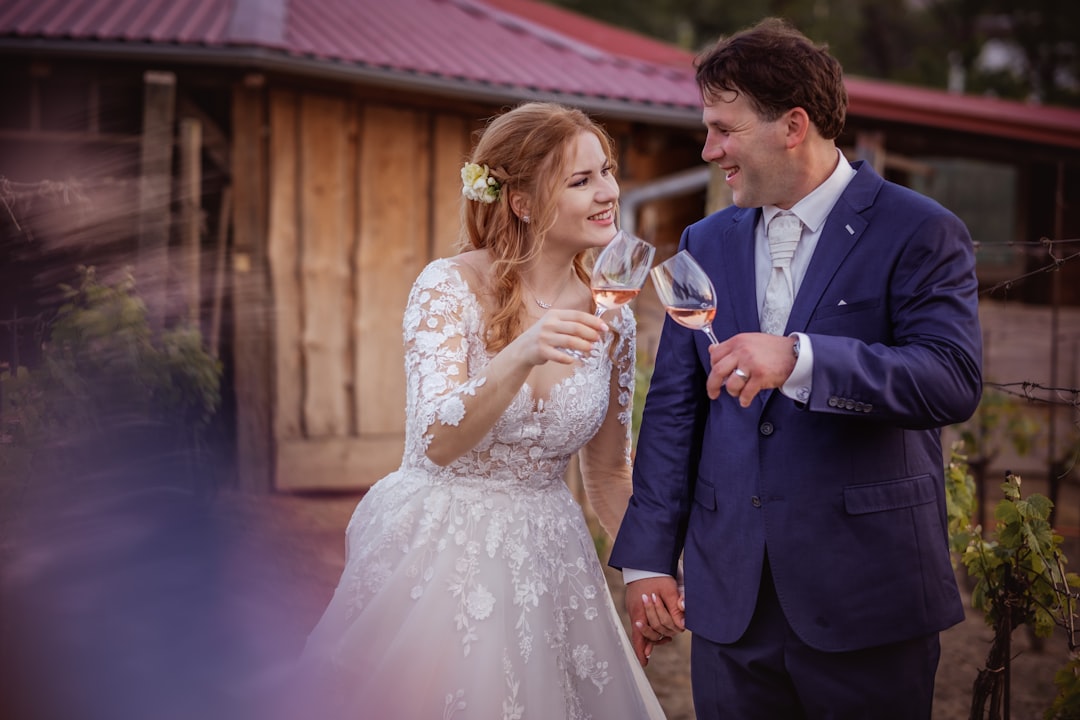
{"left": 946, "top": 444, "right": 1080, "bottom": 717}
{"left": 0, "top": 266, "right": 222, "bottom": 466}
{"left": 548, "top": 0, "right": 1080, "bottom": 107}
{"left": 945, "top": 442, "right": 978, "bottom": 556}
{"left": 1047, "top": 656, "right": 1080, "bottom": 720}
{"left": 632, "top": 348, "right": 653, "bottom": 448}
{"left": 961, "top": 471, "right": 1075, "bottom": 640}
{"left": 956, "top": 389, "right": 1041, "bottom": 463}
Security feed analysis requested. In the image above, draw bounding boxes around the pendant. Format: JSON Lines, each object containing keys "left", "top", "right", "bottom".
{"left": 535, "top": 298, "right": 552, "bottom": 309}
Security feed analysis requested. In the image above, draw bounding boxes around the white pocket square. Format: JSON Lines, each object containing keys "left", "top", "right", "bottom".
{"left": 837, "top": 299, "right": 848, "bottom": 306}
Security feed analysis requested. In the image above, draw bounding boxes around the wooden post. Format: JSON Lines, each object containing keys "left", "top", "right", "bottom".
{"left": 137, "top": 71, "right": 176, "bottom": 332}
{"left": 855, "top": 130, "right": 886, "bottom": 176}
{"left": 209, "top": 187, "right": 232, "bottom": 359}
{"left": 179, "top": 117, "right": 202, "bottom": 327}
{"left": 231, "top": 76, "right": 274, "bottom": 493}
{"left": 705, "top": 164, "right": 732, "bottom": 215}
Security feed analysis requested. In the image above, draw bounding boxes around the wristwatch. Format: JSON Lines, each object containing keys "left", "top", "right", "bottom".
{"left": 791, "top": 334, "right": 801, "bottom": 359}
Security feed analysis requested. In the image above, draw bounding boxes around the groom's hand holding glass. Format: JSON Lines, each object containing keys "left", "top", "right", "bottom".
{"left": 706, "top": 333, "right": 801, "bottom": 407}
{"left": 651, "top": 249, "right": 800, "bottom": 408}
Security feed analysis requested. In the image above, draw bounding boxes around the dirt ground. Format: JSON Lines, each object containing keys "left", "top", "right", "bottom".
{"left": 1, "top": 472, "right": 1074, "bottom": 720}
{"left": 211, "top": 483, "right": 1073, "bottom": 720}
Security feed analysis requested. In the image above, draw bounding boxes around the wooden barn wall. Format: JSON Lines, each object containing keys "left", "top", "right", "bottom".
{"left": 268, "top": 89, "right": 470, "bottom": 491}
{"left": 232, "top": 80, "right": 274, "bottom": 493}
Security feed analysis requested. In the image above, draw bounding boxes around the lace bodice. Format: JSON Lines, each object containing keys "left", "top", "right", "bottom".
{"left": 401, "top": 258, "right": 635, "bottom": 495}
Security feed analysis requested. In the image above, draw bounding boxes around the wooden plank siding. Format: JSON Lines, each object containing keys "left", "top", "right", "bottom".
{"left": 267, "top": 90, "right": 303, "bottom": 443}
{"left": 270, "top": 91, "right": 472, "bottom": 491}
{"left": 300, "top": 93, "right": 353, "bottom": 439}
{"left": 231, "top": 78, "right": 275, "bottom": 492}
{"left": 432, "top": 114, "right": 472, "bottom": 258}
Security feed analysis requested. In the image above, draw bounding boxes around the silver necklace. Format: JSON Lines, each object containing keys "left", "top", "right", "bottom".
{"left": 525, "top": 271, "right": 573, "bottom": 311}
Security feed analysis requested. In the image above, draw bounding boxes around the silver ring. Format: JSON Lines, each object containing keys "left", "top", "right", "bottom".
{"left": 733, "top": 368, "right": 749, "bottom": 380}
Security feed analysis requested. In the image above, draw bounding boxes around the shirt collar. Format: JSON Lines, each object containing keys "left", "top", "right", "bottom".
{"left": 762, "top": 148, "right": 857, "bottom": 233}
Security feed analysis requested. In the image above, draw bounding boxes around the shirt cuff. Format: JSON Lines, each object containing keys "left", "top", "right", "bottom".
{"left": 780, "top": 332, "right": 812, "bottom": 403}
{"left": 622, "top": 568, "right": 672, "bottom": 584}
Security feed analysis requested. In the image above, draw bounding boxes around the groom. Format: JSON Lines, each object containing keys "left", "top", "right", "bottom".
{"left": 609, "top": 18, "right": 983, "bottom": 720}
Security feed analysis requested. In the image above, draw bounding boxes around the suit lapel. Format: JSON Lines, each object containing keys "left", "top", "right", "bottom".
{"left": 787, "top": 163, "right": 880, "bottom": 333}
{"left": 719, "top": 208, "right": 761, "bottom": 334}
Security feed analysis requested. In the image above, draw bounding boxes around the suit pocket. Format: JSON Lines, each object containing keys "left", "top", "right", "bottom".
{"left": 813, "top": 297, "right": 881, "bottom": 320}
{"left": 693, "top": 478, "right": 717, "bottom": 510}
{"left": 843, "top": 474, "right": 937, "bottom": 515}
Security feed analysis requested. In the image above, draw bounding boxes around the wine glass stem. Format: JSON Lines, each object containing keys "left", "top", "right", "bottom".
{"left": 703, "top": 325, "right": 720, "bottom": 345}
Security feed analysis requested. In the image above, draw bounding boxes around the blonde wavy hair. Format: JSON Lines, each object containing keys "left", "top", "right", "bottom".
{"left": 460, "top": 102, "right": 617, "bottom": 353}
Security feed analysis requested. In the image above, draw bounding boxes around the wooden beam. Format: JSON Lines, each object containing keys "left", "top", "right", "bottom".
{"left": 276, "top": 436, "right": 402, "bottom": 491}
{"left": 355, "top": 105, "right": 431, "bottom": 435}
{"left": 137, "top": 70, "right": 176, "bottom": 332}
{"left": 855, "top": 130, "right": 886, "bottom": 176}
{"left": 299, "top": 93, "right": 351, "bottom": 438}
{"left": 267, "top": 89, "right": 304, "bottom": 442}
{"left": 231, "top": 81, "right": 274, "bottom": 493}
{"left": 210, "top": 187, "right": 232, "bottom": 359}
{"left": 178, "top": 117, "right": 202, "bottom": 327}
{"left": 0, "top": 129, "right": 141, "bottom": 145}
{"left": 431, "top": 113, "right": 470, "bottom": 258}
{"left": 177, "top": 95, "right": 231, "bottom": 175}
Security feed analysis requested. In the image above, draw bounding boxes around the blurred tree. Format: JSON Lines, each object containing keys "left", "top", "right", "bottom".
{"left": 547, "top": 0, "right": 1079, "bottom": 106}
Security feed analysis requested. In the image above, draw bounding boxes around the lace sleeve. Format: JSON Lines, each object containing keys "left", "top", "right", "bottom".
{"left": 610, "top": 304, "right": 637, "bottom": 458}
{"left": 579, "top": 305, "right": 636, "bottom": 539}
{"left": 402, "top": 260, "right": 487, "bottom": 453}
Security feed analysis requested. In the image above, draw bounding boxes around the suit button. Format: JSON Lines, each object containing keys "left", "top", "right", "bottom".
{"left": 751, "top": 496, "right": 762, "bottom": 508}
{"left": 828, "top": 396, "right": 839, "bottom": 407}
{"left": 759, "top": 421, "right": 774, "bottom": 436}
{"left": 844, "top": 399, "right": 855, "bottom": 410}
{"left": 863, "top": 403, "right": 873, "bottom": 412}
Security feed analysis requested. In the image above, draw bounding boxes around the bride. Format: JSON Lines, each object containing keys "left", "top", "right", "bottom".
{"left": 287, "top": 102, "right": 669, "bottom": 719}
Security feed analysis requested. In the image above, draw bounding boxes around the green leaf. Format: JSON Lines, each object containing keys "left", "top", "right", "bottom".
{"left": 996, "top": 500, "right": 1021, "bottom": 524}
{"left": 1026, "top": 494, "right": 1053, "bottom": 520}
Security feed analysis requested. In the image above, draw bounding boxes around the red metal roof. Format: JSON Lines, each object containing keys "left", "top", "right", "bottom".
{"left": 477, "top": 0, "right": 696, "bottom": 69}
{"left": 845, "top": 76, "right": 1080, "bottom": 150}
{"left": 0, "top": 0, "right": 702, "bottom": 113}
{"left": 0, "top": 0, "right": 233, "bottom": 43}
{"left": 1, "top": 0, "right": 1078, "bottom": 147}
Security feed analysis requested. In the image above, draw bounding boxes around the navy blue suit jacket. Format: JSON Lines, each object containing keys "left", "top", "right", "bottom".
{"left": 609, "top": 161, "right": 983, "bottom": 652}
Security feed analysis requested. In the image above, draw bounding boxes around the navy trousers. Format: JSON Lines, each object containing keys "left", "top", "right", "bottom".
{"left": 690, "top": 558, "right": 941, "bottom": 720}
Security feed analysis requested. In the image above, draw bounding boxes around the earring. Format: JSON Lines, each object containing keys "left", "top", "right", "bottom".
{"left": 522, "top": 215, "right": 530, "bottom": 224}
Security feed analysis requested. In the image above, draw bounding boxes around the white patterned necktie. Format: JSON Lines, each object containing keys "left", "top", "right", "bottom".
{"left": 760, "top": 212, "right": 802, "bottom": 335}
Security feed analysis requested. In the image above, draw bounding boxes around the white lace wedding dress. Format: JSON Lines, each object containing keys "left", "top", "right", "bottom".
{"left": 290, "top": 258, "right": 666, "bottom": 719}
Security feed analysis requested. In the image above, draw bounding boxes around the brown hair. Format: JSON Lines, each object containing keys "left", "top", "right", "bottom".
{"left": 694, "top": 17, "right": 847, "bottom": 140}
{"left": 461, "top": 102, "right": 617, "bottom": 352}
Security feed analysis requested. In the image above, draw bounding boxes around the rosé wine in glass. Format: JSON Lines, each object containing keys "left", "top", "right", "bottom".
{"left": 650, "top": 250, "right": 721, "bottom": 345}
{"left": 589, "top": 230, "right": 656, "bottom": 317}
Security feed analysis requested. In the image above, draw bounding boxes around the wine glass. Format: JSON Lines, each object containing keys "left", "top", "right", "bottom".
{"left": 650, "top": 250, "right": 721, "bottom": 345}
{"left": 590, "top": 230, "right": 656, "bottom": 316}
{"left": 560, "top": 230, "right": 654, "bottom": 360}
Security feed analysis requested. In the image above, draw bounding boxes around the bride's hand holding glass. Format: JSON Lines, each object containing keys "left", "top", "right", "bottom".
{"left": 557, "top": 230, "right": 655, "bottom": 360}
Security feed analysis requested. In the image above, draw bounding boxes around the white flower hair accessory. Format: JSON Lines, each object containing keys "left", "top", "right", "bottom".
{"left": 461, "top": 162, "right": 500, "bottom": 204}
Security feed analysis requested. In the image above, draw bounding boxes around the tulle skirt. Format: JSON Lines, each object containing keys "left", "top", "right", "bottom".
{"left": 280, "top": 468, "right": 666, "bottom": 719}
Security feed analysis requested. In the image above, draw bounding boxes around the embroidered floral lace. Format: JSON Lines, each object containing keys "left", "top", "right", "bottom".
{"left": 291, "top": 258, "right": 665, "bottom": 719}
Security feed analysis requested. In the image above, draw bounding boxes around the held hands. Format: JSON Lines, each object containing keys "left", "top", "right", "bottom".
{"left": 517, "top": 309, "right": 608, "bottom": 365}
{"left": 707, "top": 332, "right": 797, "bottom": 407}
{"left": 626, "top": 576, "right": 685, "bottom": 667}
